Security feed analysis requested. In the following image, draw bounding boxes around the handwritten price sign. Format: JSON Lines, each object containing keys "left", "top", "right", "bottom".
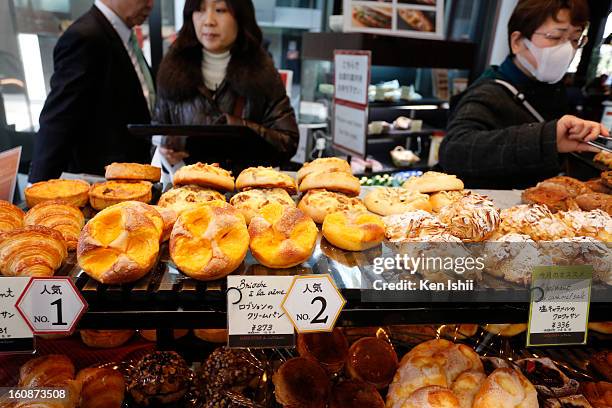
{"left": 0, "top": 277, "right": 33, "bottom": 353}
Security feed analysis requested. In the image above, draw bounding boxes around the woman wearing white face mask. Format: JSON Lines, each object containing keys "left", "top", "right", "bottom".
{"left": 439, "top": 0, "right": 609, "bottom": 189}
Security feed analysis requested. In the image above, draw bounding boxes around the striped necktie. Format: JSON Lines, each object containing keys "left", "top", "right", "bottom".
{"left": 128, "top": 31, "right": 156, "bottom": 113}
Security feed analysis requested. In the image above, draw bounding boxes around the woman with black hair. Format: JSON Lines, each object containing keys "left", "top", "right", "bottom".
{"left": 153, "top": 0, "right": 298, "bottom": 175}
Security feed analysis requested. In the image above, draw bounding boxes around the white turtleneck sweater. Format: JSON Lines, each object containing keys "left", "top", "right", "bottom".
{"left": 202, "top": 49, "right": 231, "bottom": 91}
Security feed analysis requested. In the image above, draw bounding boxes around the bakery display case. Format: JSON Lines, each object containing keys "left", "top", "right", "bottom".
{"left": 1, "top": 159, "right": 611, "bottom": 407}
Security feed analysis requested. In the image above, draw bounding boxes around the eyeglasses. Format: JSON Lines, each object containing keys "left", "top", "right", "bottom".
{"left": 532, "top": 27, "right": 589, "bottom": 49}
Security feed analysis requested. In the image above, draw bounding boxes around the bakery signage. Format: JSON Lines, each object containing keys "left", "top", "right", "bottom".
{"left": 527, "top": 266, "right": 592, "bottom": 347}
{"left": 281, "top": 274, "right": 346, "bottom": 333}
{"left": 15, "top": 277, "right": 87, "bottom": 335}
{"left": 0, "top": 277, "right": 34, "bottom": 353}
{"left": 226, "top": 276, "right": 295, "bottom": 348}
{"left": 344, "top": 0, "right": 444, "bottom": 39}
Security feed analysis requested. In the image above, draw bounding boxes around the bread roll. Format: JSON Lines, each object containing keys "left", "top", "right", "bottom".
{"left": 450, "top": 371, "right": 487, "bottom": 408}
{"left": 402, "top": 171, "right": 464, "bottom": 193}
{"left": 230, "top": 188, "right": 295, "bottom": 224}
{"left": 0, "top": 226, "right": 67, "bottom": 277}
{"left": 235, "top": 166, "right": 297, "bottom": 194}
{"left": 297, "top": 157, "right": 352, "bottom": 184}
{"left": 77, "top": 367, "right": 125, "bottom": 408}
{"left": 24, "top": 200, "right": 84, "bottom": 251}
{"left": 104, "top": 162, "right": 161, "bottom": 182}
{"left": 347, "top": 337, "right": 398, "bottom": 389}
{"left": 298, "top": 189, "right": 367, "bottom": 224}
{"left": 299, "top": 170, "right": 361, "bottom": 197}
{"left": 322, "top": 211, "right": 384, "bottom": 251}
{"left": 364, "top": 187, "right": 432, "bottom": 216}
{"left": 25, "top": 179, "right": 90, "bottom": 208}
{"left": 473, "top": 368, "right": 538, "bottom": 408}
{"left": 297, "top": 328, "right": 349, "bottom": 375}
{"left": 80, "top": 330, "right": 134, "bottom": 348}
{"left": 173, "top": 162, "right": 235, "bottom": 191}
{"left": 0, "top": 200, "right": 24, "bottom": 232}
{"left": 158, "top": 184, "right": 226, "bottom": 214}
{"left": 272, "top": 357, "right": 330, "bottom": 408}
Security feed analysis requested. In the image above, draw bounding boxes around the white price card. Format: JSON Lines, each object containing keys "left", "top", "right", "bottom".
{"left": 0, "top": 277, "right": 34, "bottom": 353}
{"left": 281, "top": 274, "right": 346, "bottom": 333}
{"left": 527, "top": 266, "right": 592, "bottom": 347}
{"left": 333, "top": 102, "right": 368, "bottom": 157}
{"left": 15, "top": 278, "right": 87, "bottom": 335}
{"left": 334, "top": 51, "right": 371, "bottom": 106}
{"left": 227, "top": 276, "right": 295, "bottom": 348}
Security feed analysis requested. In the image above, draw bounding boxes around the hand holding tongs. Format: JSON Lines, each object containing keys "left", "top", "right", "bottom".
{"left": 587, "top": 134, "right": 612, "bottom": 153}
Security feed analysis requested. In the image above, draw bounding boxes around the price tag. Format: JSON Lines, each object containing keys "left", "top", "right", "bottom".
{"left": 15, "top": 278, "right": 87, "bottom": 335}
{"left": 281, "top": 274, "right": 346, "bottom": 333}
{"left": 527, "top": 266, "right": 592, "bottom": 347}
{"left": 227, "top": 276, "right": 295, "bottom": 348}
{"left": 0, "top": 277, "right": 34, "bottom": 353}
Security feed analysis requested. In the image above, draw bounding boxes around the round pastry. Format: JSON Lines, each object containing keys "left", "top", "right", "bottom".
{"left": 77, "top": 367, "right": 125, "bottom": 408}
{"left": 230, "top": 188, "right": 295, "bottom": 224}
{"left": 77, "top": 201, "right": 161, "bottom": 284}
{"left": 139, "top": 329, "right": 189, "bottom": 342}
{"left": 541, "top": 176, "right": 592, "bottom": 197}
{"left": 451, "top": 370, "right": 487, "bottom": 408}
{"left": 170, "top": 202, "right": 249, "bottom": 281}
{"left": 498, "top": 204, "right": 574, "bottom": 241}
{"left": 322, "top": 211, "right": 384, "bottom": 251}
{"left": 429, "top": 190, "right": 468, "bottom": 213}
{"left": 151, "top": 205, "right": 178, "bottom": 242}
{"left": 0, "top": 225, "right": 67, "bottom": 277}
{"left": 25, "top": 178, "right": 90, "bottom": 208}
{"left": 0, "top": 200, "right": 24, "bottom": 233}
{"left": 272, "top": 357, "right": 331, "bottom": 408}
{"left": 248, "top": 202, "right": 318, "bottom": 268}
{"left": 402, "top": 171, "right": 464, "bottom": 193}
{"left": 383, "top": 210, "right": 447, "bottom": 242}
{"left": 105, "top": 162, "right": 161, "bottom": 182}
{"left": 575, "top": 193, "right": 612, "bottom": 216}
{"left": 128, "top": 351, "right": 192, "bottom": 406}
{"left": 364, "top": 187, "right": 432, "bottom": 216}
{"left": 173, "top": 162, "right": 235, "bottom": 191}
{"left": 24, "top": 200, "right": 84, "bottom": 251}
{"left": 298, "top": 189, "right": 367, "bottom": 224}
{"left": 473, "top": 368, "right": 538, "bottom": 408}
{"left": 235, "top": 166, "right": 297, "bottom": 194}
{"left": 158, "top": 184, "right": 226, "bottom": 214}
{"left": 438, "top": 194, "right": 500, "bottom": 242}
{"left": 522, "top": 183, "right": 576, "bottom": 213}
{"left": 394, "top": 385, "right": 461, "bottom": 408}
{"left": 483, "top": 324, "right": 527, "bottom": 337}
{"left": 89, "top": 180, "right": 153, "bottom": 210}
{"left": 588, "top": 322, "right": 612, "bottom": 334}
{"left": 80, "top": 329, "right": 134, "bottom": 348}
{"left": 193, "top": 328, "right": 228, "bottom": 343}
{"left": 516, "top": 357, "right": 579, "bottom": 398}
{"left": 557, "top": 209, "right": 612, "bottom": 242}
{"left": 585, "top": 179, "right": 612, "bottom": 195}
{"left": 299, "top": 169, "right": 361, "bottom": 197}
{"left": 601, "top": 170, "right": 612, "bottom": 188}
{"left": 483, "top": 233, "right": 540, "bottom": 286}
{"left": 297, "top": 157, "right": 352, "bottom": 184}
{"left": 297, "top": 328, "right": 349, "bottom": 375}
{"left": 329, "top": 379, "right": 385, "bottom": 408}
{"left": 347, "top": 337, "right": 398, "bottom": 390}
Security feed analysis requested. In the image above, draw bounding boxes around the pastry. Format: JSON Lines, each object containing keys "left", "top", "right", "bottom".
{"left": 451, "top": 371, "right": 487, "bottom": 408}
{"left": 77, "top": 367, "right": 125, "bottom": 408}
{"left": 364, "top": 187, "right": 432, "bottom": 216}
{"left": 402, "top": 171, "right": 464, "bottom": 193}
{"left": 499, "top": 204, "right": 575, "bottom": 241}
{"left": 429, "top": 190, "right": 468, "bottom": 213}
{"left": 158, "top": 184, "right": 226, "bottom": 214}
{"left": 522, "top": 183, "right": 578, "bottom": 213}
{"left": 517, "top": 357, "right": 579, "bottom": 397}
{"left": 602, "top": 171, "right": 612, "bottom": 188}
{"left": 585, "top": 179, "right": 612, "bottom": 194}
{"left": 580, "top": 381, "right": 612, "bottom": 408}
{"left": 483, "top": 233, "right": 540, "bottom": 286}
{"left": 128, "top": 351, "right": 191, "bottom": 406}
{"left": 298, "top": 189, "right": 367, "bottom": 224}
{"left": 543, "top": 395, "right": 594, "bottom": 408}
{"left": 595, "top": 151, "right": 612, "bottom": 168}
{"left": 77, "top": 201, "right": 161, "bottom": 284}
{"left": 297, "top": 328, "right": 349, "bottom": 375}
{"left": 329, "top": 379, "right": 385, "bottom": 408}
{"left": 24, "top": 200, "right": 84, "bottom": 251}
{"left": 297, "top": 157, "right": 352, "bottom": 184}
{"left": 0, "top": 200, "right": 24, "bottom": 232}
{"left": 398, "top": 9, "right": 435, "bottom": 32}
{"left": 438, "top": 194, "right": 500, "bottom": 242}
{"left": 483, "top": 324, "right": 527, "bottom": 337}
{"left": 473, "top": 368, "right": 538, "bottom": 408}
{"left": 80, "top": 329, "right": 134, "bottom": 348}
{"left": 170, "top": 202, "right": 249, "bottom": 280}
{"left": 299, "top": 169, "right": 361, "bottom": 196}
{"left": 18, "top": 354, "right": 81, "bottom": 408}
{"left": 139, "top": 329, "right": 188, "bottom": 342}
{"left": 248, "top": 202, "right": 317, "bottom": 268}
{"left": 352, "top": 6, "right": 392, "bottom": 29}
{"left": 230, "top": 188, "right": 295, "bottom": 224}
{"left": 89, "top": 180, "right": 152, "bottom": 210}
{"left": 383, "top": 210, "right": 447, "bottom": 241}
{"left": 438, "top": 324, "right": 479, "bottom": 340}
{"left": 104, "top": 162, "right": 161, "bottom": 182}
{"left": 193, "top": 328, "right": 228, "bottom": 343}
{"left": 0, "top": 225, "right": 67, "bottom": 277}
{"left": 322, "top": 210, "right": 385, "bottom": 251}
{"left": 272, "top": 357, "right": 331, "bottom": 408}
{"left": 393, "top": 385, "right": 460, "bottom": 408}
{"left": 575, "top": 193, "right": 612, "bottom": 216}
{"left": 542, "top": 176, "right": 592, "bottom": 197}
{"left": 151, "top": 205, "right": 177, "bottom": 242}
{"left": 588, "top": 322, "right": 612, "bottom": 334}
{"left": 557, "top": 209, "right": 612, "bottom": 242}
{"left": 173, "top": 162, "right": 235, "bottom": 191}
{"left": 347, "top": 337, "right": 398, "bottom": 390}
{"left": 590, "top": 351, "right": 612, "bottom": 382}
{"left": 25, "top": 178, "right": 90, "bottom": 208}
{"left": 235, "top": 166, "right": 297, "bottom": 194}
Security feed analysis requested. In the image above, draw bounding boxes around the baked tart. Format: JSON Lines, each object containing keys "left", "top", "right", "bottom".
{"left": 25, "top": 178, "right": 90, "bottom": 208}
{"left": 89, "top": 180, "right": 152, "bottom": 210}
{"left": 105, "top": 162, "right": 161, "bottom": 182}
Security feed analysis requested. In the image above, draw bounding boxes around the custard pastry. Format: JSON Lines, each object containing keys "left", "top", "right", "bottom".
{"left": 173, "top": 162, "right": 234, "bottom": 191}
{"left": 158, "top": 184, "right": 226, "bottom": 214}
{"left": 230, "top": 188, "right": 295, "bottom": 224}
{"left": 25, "top": 178, "right": 90, "bottom": 208}
{"left": 438, "top": 194, "right": 500, "bottom": 242}
{"left": 235, "top": 166, "right": 297, "bottom": 194}
{"left": 322, "top": 210, "right": 385, "bottom": 251}
{"left": 89, "top": 180, "right": 152, "bottom": 210}
{"left": 0, "top": 199, "right": 24, "bottom": 232}
{"left": 24, "top": 200, "right": 84, "bottom": 251}
{"left": 298, "top": 189, "right": 366, "bottom": 224}
{"left": 104, "top": 162, "right": 161, "bottom": 182}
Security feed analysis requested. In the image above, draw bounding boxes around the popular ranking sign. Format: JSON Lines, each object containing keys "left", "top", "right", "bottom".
{"left": 15, "top": 278, "right": 87, "bottom": 335}
{"left": 0, "top": 277, "right": 33, "bottom": 353}
{"left": 281, "top": 274, "right": 346, "bottom": 333}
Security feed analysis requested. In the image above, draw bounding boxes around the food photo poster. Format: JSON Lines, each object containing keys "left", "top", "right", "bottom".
{"left": 344, "top": 0, "right": 444, "bottom": 39}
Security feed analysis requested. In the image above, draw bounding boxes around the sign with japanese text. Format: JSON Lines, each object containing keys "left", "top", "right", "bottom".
{"left": 15, "top": 278, "right": 87, "bottom": 335}
{"left": 333, "top": 102, "right": 368, "bottom": 157}
{"left": 0, "top": 277, "right": 33, "bottom": 353}
{"left": 227, "top": 276, "right": 295, "bottom": 348}
{"left": 281, "top": 274, "right": 346, "bottom": 333}
{"left": 527, "top": 266, "right": 592, "bottom": 347}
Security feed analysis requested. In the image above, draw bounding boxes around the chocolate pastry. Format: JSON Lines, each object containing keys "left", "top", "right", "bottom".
{"left": 297, "top": 328, "right": 349, "bottom": 375}
{"left": 589, "top": 351, "right": 612, "bottom": 382}
{"left": 272, "top": 357, "right": 331, "bottom": 408}
{"left": 517, "top": 358, "right": 579, "bottom": 397}
{"left": 346, "top": 337, "right": 398, "bottom": 389}
{"left": 128, "top": 351, "right": 192, "bottom": 406}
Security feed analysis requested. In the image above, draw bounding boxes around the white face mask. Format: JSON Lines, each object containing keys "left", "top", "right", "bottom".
{"left": 515, "top": 38, "right": 576, "bottom": 84}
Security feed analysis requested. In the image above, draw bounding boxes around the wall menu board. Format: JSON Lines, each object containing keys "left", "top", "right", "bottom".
{"left": 344, "top": 0, "right": 444, "bottom": 39}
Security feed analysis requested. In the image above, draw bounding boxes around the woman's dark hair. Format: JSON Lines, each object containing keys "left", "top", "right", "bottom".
{"left": 174, "top": 0, "right": 263, "bottom": 56}
{"left": 508, "top": 0, "right": 589, "bottom": 50}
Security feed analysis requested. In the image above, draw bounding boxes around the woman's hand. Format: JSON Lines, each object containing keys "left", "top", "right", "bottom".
{"left": 159, "top": 147, "right": 189, "bottom": 166}
{"left": 556, "top": 115, "right": 610, "bottom": 153}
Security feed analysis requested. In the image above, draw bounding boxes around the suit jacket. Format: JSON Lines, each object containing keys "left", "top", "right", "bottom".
{"left": 29, "top": 6, "right": 152, "bottom": 182}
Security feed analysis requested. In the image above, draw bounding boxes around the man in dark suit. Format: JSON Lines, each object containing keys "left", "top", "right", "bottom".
{"left": 29, "top": 0, "right": 155, "bottom": 182}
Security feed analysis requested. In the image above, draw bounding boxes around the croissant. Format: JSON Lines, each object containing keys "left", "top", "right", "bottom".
{"left": 0, "top": 200, "right": 24, "bottom": 233}
{"left": 0, "top": 226, "right": 67, "bottom": 277}
{"left": 77, "top": 367, "right": 125, "bottom": 408}
{"left": 24, "top": 201, "right": 84, "bottom": 251}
